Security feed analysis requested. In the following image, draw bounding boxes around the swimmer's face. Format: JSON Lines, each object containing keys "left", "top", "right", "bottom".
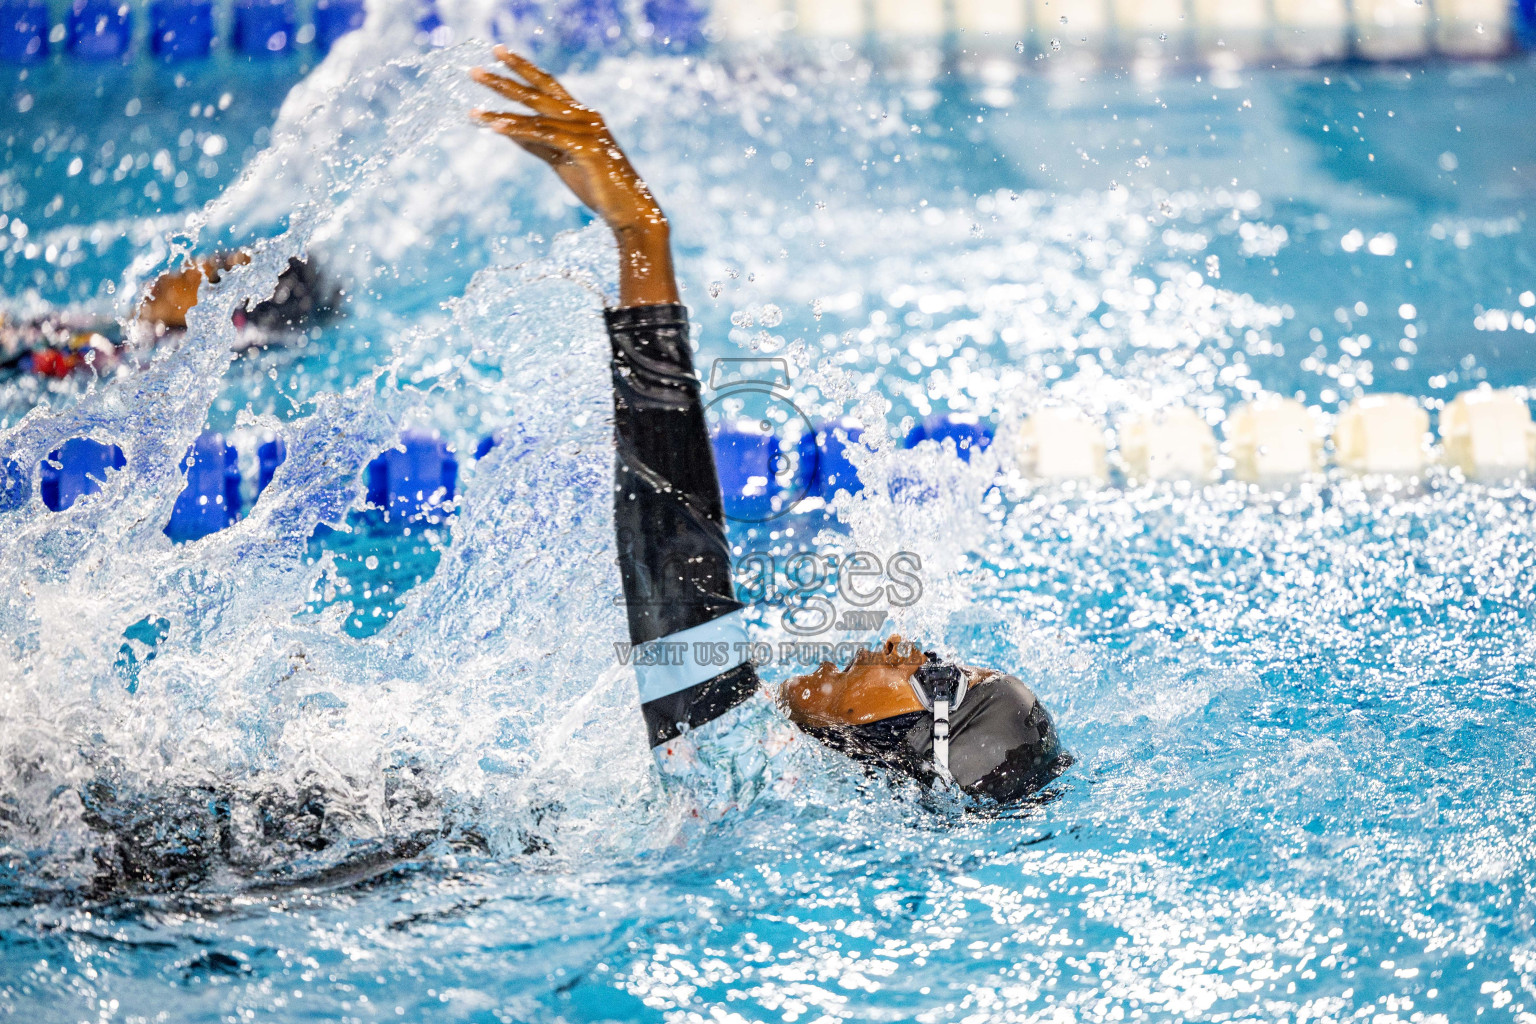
{"left": 778, "top": 635, "right": 934, "bottom": 729}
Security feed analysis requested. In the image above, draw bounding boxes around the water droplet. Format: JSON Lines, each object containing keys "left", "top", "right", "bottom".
{"left": 1135, "top": 155, "right": 1151, "bottom": 168}
{"left": 365, "top": 555, "right": 379, "bottom": 570}
{"left": 708, "top": 281, "right": 723, "bottom": 298}
{"left": 730, "top": 310, "right": 754, "bottom": 328}
{"left": 1159, "top": 32, "right": 1168, "bottom": 40}
{"left": 1059, "top": 15, "right": 1068, "bottom": 23}
{"left": 1014, "top": 40, "right": 1024, "bottom": 53}
{"left": 1050, "top": 38, "right": 1061, "bottom": 51}
{"left": 760, "top": 304, "right": 783, "bottom": 327}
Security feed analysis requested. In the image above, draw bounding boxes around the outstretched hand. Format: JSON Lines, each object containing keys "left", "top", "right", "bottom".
{"left": 471, "top": 47, "right": 678, "bottom": 306}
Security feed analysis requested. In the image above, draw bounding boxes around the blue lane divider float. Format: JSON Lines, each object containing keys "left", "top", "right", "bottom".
{"left": 164, "top": 431, "right": 241, "bottom": 542}
{"left": 904, "top": 413, "right": 994, "bottom": 462}
{"left": 16, "top": 429, "right": 472, "bottom": 538}
{"left": 709, "top": 413, "right": 991, "bottom": 512}
{"left": 0, "top": 0, "right": 48, "bottom": 63}
{"left": 0, "top": 0, "right": 719, "bottom": 64}
{"left": 491, "top": 0, "right": 545, "bottom": 49}
{"left": 67, "top": 0, "right": 132, "bottom": 59}
{"left": 1521, "top": 0, "right": 1536, "bottom": 48}
{"left": 713, "top": 422, "right": 780, "bottom": 520}
{"left": 313, "top": 0, "right": 365, "bottom": 51}
{"left": 233, "top": 0, "right": 295, "bottom": 55}
{"left": 0, "top": 456, "right": 27, "bottom": 513}
{"left": 40, "top": 437, "right": 127, "bottom": 512}
{"left": 712, "top": 420, "right": 816, "bottom": 521}
{"left": 365, "top": 430, "right": 458, "bottom": 525}
{"left": 257, "top": 434, "right": 287, "bottom": 491}
{"left": 557, "top": 0, "right": 624, "bottom": 51}
{"left": 642, "top": 0, "right": 706, "bottom": 51}
{"left": 797, "top": 418, "right": 869, "bottom": 500}
{"left": 151, "top": 0, "right": 215, "bottom": 60}
{"left": 416, "top": 0, "right": 451, "bottom": 47}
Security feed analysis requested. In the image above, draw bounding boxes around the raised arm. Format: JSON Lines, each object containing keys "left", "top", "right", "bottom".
{"left": 471, "top": 48, "right": 677, "bottom": 309}
{"left": 472, "top": 50, "right": 759, "bottom": 751}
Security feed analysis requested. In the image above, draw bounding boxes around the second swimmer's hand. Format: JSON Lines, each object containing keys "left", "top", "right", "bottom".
{"left": 470, "top": 48, "right": 668, "bottom": 241}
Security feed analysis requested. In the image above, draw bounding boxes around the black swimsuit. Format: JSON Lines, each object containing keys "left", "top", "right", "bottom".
{"left": 607, "top": 304, "right": 759, "bottom": 747}
{"left": 606, "top": 304, "right": 1064, "bottom": 802}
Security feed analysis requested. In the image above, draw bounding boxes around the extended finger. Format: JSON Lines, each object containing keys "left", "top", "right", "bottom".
{"left": 473, "top": 107, "right": 605, "bottom": 137}
{"left": 492, "top": 46, "right": 578, "bottom": 104}
{"left": 470, "top": 67, "right": 571, "bottom": 116}
{"left": 470, "top": 109, "right": 546, "bottom": 134}
{"left": 470, "top": 110, "right": 575, "bottom": 146}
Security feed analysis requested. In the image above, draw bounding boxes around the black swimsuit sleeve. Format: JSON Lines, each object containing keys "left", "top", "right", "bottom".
{"left": 607, "top": 304, "right": 759, "bottom": 747}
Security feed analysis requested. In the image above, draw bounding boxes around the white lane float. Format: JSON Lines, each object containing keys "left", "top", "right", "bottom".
{"left": 1030, "top": 0, "right": 1110, "bottom": 40}
{"left": 1112, "top": 0, "right": 1187, "bottom": 41}
{"left": 874, "top": 0, "right": 945, "bottom": 36}
{"left": 1272, "top": 0, "right": 1351, "bottom": 61}
{"left": 1192, "top": 0, "right": 1270, "bottom": 52}
{"left": 796, "top": 0, "right": 863, "bottom": 38}
{"left": 1120, "top": 407, "right": 1218, "bottom": 482}
{"left": 1436, "top": 0, "right": 1511, "bottom": 54}
{"left": 1440, "top": 388, "right": 1535, "bottom": 478}
{"left": 1226, "top": 396, "right": 1323, "bottom": 481}
{"left": 1010, "top": 407, "right": 1109, "bottom": 481}
{"left": 954, "top": 0, "right": 1028, "bottom": 37}
{"left": 1334, "top": 393, "right": 1431, "bottom": 474}
{"left": 1351, "top": 0, "right": 1431, "bottom": 60}
{"left": 712, "top": 0, "right": 783, "bottom": 41}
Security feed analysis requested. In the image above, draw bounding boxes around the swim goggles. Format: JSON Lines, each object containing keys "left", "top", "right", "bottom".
{"left": 909, "top": 653, "right": 971, "bottom": 784}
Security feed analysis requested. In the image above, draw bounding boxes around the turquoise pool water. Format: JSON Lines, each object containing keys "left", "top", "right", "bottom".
{"left": 2, "top": 38, "right": 1536, "bottom": 1024}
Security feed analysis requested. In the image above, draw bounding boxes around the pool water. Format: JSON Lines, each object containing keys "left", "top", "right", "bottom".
{"left": 2, "top": 31, "right": 1536, "bottom": 1024}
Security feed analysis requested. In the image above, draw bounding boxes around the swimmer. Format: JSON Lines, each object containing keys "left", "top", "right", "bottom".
{"left": 0, "top": 252, "right": 336, "bottom": 382}
{"left": 471, "top": 48, "right": 1064, "bottom": 805}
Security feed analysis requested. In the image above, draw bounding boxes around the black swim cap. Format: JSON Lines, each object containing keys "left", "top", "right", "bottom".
{"left": 808, "top": 673, "right": 1065, "bottom": 804}
{"left": 240, "top": 258, "right": 340, "bottom": 332}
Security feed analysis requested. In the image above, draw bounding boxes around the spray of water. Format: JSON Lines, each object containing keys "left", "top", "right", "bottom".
{"left": 0, "top": 42, "right": 693, "bottom": 896}
{"left": 0, "top": 31, "right": 1307, "bottom": 896}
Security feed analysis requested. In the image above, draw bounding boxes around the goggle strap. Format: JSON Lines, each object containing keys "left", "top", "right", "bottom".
{"left": 932, "top": 698, "right": 953, "bottom": 783}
